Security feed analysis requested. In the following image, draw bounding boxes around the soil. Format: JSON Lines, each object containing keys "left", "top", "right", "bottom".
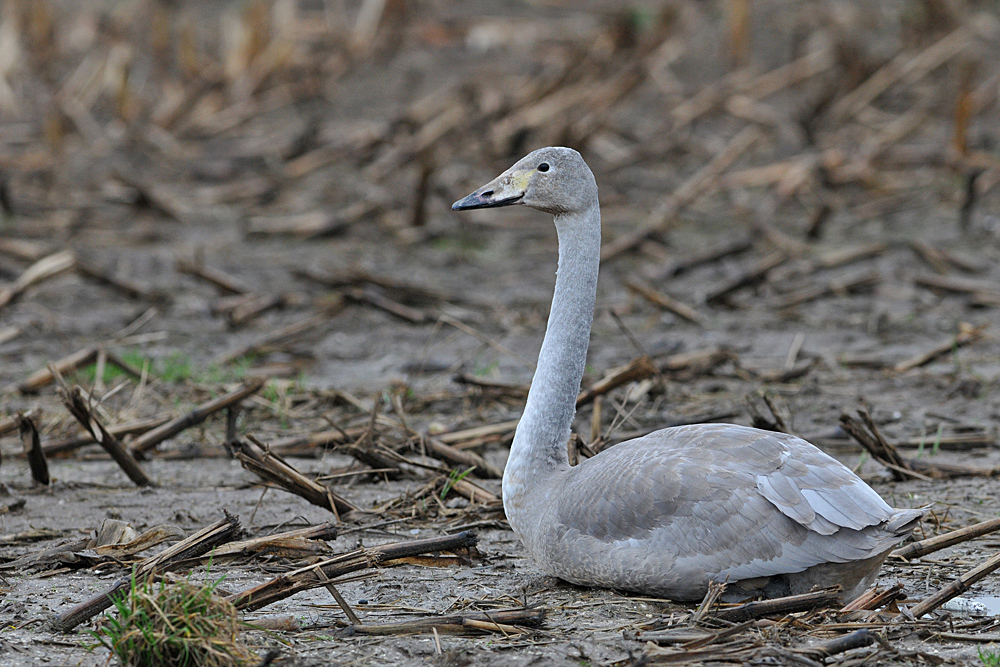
{"left": 2, "top": 0, "right": 1000, "bottom": 665}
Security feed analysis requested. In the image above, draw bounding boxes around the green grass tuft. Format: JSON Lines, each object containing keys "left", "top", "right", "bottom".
{"left": 441, "top": 466, "right": 476, "bottom": 500}
{"left": 74, "top": 350, "right": 149, "bottom": 385}
{"left": 158, "top": 352, "right": 194, "bottom": 382}
{"left": 981, "top": 647, "right": 1000, "bottom": 667}
{"left": 90, "top": 573, "right": 255, "bottom": 667}
{"left": 73, "top": 351, "right": 251, "bottom": 386}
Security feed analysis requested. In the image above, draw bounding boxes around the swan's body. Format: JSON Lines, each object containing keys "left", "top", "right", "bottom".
{"left": 453, "top": 147, "right": 924, "bottom": 601}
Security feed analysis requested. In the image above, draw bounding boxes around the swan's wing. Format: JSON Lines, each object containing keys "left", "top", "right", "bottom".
{"left": 752, "top": 431, "right": 893, "bottom": 534}
{"left": 555, "top": 424, "right": 906, "bottom": 584}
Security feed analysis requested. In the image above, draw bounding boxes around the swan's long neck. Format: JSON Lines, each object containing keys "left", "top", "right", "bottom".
{"left": 504, "top": 203, "right": 601, "bottom": 510}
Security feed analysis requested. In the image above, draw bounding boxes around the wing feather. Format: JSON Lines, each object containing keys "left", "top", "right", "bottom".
{"left": 753, "top": 432, "right": 893, "bottom": 532}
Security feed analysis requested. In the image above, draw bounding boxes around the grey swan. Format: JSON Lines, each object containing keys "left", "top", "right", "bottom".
{"left": 452, "top": 146, "right": 925, "bottom": 601}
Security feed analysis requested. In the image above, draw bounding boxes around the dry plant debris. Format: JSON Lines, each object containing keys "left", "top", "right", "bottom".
{"left": 53, "top": 513, "right": 245, "bottom": 633}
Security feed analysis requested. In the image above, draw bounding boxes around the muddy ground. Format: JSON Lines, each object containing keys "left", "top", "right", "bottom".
{"left": 2, "top": 0, "right": 1000, "bottom": 665}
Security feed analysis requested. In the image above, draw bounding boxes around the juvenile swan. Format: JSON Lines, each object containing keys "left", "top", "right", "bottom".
{"left": 452, "top": 147, "right": 925, "bottom": 601}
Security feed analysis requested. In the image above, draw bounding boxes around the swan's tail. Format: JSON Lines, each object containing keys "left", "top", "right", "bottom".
{"left": 886, "top": 505, "right": 930, "bottom": 537}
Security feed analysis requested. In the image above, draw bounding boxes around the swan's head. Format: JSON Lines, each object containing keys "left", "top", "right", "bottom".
{"left": 452, "top": 146, "right": 597, "bottom": 216}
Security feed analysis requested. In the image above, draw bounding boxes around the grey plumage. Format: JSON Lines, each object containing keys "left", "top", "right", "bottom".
{"left": 453, "top": 146, "right": 926, "bottom": 602}
{"left": 526, "top": 424, "right": 923, "bottom": 600}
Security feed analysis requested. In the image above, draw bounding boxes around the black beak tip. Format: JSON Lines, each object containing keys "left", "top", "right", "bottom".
{"left": 452, "top": 193, "right": 482, "bottom": 211}
{"left": 451, "top": 193, "right": 522, "bottom": 212}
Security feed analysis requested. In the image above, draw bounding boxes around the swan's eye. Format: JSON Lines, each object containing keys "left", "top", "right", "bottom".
{"left": 481, "top": 190, "right": 493, "bottom": 197}
{"left": 537, "top": 163, "right": 549, "bottom": 172}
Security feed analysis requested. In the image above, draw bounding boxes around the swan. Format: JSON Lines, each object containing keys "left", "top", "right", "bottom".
{"left": 452, "top": 146, "right": 925, "bottom": 602}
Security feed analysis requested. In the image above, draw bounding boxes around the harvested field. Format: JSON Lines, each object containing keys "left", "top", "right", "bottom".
{"left": 2, "top": 0, "right": 1000, "bottom": 665}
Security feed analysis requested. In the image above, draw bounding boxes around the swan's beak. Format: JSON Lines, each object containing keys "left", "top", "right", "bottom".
{"left": 452, "top": 169, "right": 532, "bottom": 210}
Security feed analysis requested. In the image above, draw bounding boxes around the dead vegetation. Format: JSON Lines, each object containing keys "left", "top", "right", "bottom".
{"left": 1, "top": 0, "right": 1000, "bottom": 665}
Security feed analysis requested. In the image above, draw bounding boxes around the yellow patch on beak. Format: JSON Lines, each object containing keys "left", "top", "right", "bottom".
{"left": 509, "top": 169, "right": 533, "bottom": 192}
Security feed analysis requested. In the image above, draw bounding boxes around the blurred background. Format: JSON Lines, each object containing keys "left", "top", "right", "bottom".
{"left": 1, "top": 0, "right": 999, "bottom": 400}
